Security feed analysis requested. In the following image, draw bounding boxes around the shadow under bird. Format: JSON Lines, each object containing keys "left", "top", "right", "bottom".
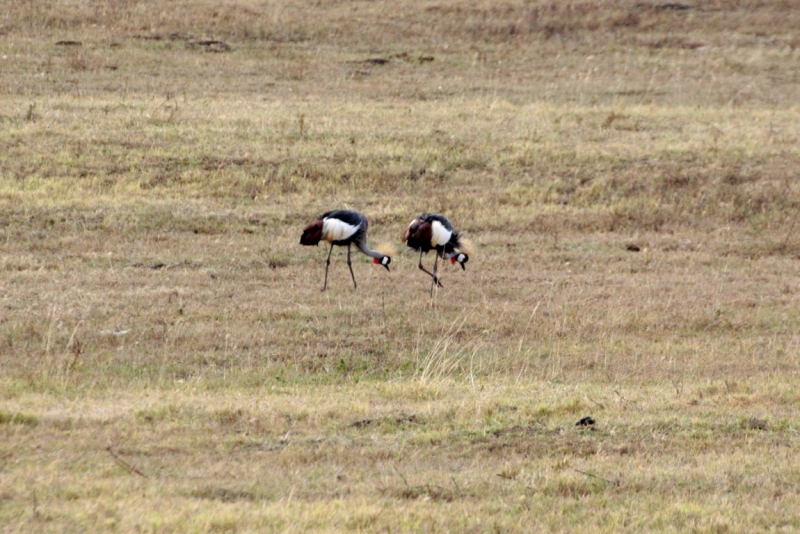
{"left": 300, "top": 210, "right": 392, "bottom": 291}
{"left": 402, "top": 213, "right": 472, "bottom": 295}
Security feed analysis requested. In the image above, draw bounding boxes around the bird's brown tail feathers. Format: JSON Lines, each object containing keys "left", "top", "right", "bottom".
{"left": 300, "top": 220, "right": 324, "bottom": 245}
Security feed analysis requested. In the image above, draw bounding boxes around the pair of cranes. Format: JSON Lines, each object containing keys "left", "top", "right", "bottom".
{"left": 300, "top": 210, "right": 471, "bottom": 294}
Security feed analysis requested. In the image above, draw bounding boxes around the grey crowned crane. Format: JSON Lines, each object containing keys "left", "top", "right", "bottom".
{"left": 300, "top": 210, "right": 392, "bottom": 291}
{"left": 402, "top": 213, "right": 472, "bottom": 295}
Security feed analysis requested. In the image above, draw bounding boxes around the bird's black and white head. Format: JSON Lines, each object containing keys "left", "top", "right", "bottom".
{"left": 373, "top": 255, "right": 391, "bottom": 271}
{"left": 372, "top": 243, "right": 395, "bottom": 272}
{"left": 450, "top": 253, "right": 468, "bottom": 270}
{"left": 448, "top": 236, "right": 473, "bottom": 271}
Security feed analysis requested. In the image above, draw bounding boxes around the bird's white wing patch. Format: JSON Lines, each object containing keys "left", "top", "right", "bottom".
{"left": 323, "top": 217, "right": 359, "bottom": 242}
{"left": 430, "top": 220, "right": 452, "bottom": 247}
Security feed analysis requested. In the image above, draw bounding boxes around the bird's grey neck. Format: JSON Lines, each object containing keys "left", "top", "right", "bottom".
{"left": 355, "top": 239, "right": 384, "bottom": 260}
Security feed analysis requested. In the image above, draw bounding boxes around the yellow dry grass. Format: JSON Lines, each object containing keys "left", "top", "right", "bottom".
{"left": 2, "top": 0, "right": 800, "bottom": 531}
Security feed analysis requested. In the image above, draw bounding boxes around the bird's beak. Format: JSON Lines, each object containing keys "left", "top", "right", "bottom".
{"left": 383, "top": 264, "right": 390, "bottom": 272}
{"left": 459, "top": 262, "right": 466, "bottom": 271}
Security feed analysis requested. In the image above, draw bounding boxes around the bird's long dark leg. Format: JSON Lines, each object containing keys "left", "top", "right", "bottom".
{"left": 417, "top": 251, "right": 443, "bottom": 289}
{"left": 430, "top": 252, "right": 441, "bottom": 297}
{"left": 322, "top": 243, "right": 334, "bottom": 291}
{"left": 346, "top": 244, "right": 357, "bottom": 289}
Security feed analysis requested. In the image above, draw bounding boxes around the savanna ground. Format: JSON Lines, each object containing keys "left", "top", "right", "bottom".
{"left": 1, "top": 0, "right": 800, "bottom": 531}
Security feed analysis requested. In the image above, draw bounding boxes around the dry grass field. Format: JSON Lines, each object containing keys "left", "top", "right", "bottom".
{"left": 2, "top": 0, "right": 800, "bottom": 531}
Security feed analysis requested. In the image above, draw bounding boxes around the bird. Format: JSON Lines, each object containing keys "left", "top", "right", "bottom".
{"left": 300, "top": 210, "right": 392, "bottom": 291}
{"left": 402, "top": 213, "right": 472, "bottom": 295}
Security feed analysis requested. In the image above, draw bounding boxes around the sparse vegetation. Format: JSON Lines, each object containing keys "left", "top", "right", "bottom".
{"left": 1, "top": 0, "right": 799, "bottom": 531}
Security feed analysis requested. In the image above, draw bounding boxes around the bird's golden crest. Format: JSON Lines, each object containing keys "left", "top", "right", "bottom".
{"left": 375, "top": 242, "right": 397, "bottom": 258}
{"left": 456, "top": 236, "right": 474, "bottom": 256}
